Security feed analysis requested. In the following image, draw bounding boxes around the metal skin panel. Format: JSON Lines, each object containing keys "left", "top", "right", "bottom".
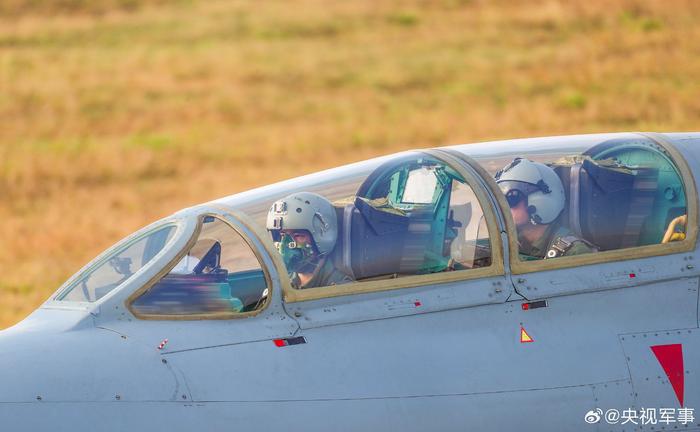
{"left": 158, "top": 276, "right": 695, "bottom": 430}
{"left": 0, "top": 309, "right": 182, "bottom": 403}
{"left": 666, "top": 133, "right": 700, "bottom": 331}
{"left": 168, "top": 289, "right": 612, "bottom": 398}
{"left": 287, "top": 275, "right": 510, "bottom": 329}
{"left": 512, "top": 252, "right": 700, "bottom": 301}
{"left": 0, "top": 387, "right": 594, "bottom": 432}
{"left": 620, "top": 327, "right": 700, "bottom": 430}
{"left": 96, "top": 308, "right": 299, "bottom": 354}
{"left": 589, "top": 380, "right": 638, "bottom": 432}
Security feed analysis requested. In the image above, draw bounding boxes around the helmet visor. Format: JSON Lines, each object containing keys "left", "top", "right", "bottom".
{"left": 497, "top": 181, "right": 544, "bottom": 208}
{"left": 497, "top": 180, "right": 544, "bottom": 195}
{"left": 504, "top": 189, "right": 526, "bottom": 208}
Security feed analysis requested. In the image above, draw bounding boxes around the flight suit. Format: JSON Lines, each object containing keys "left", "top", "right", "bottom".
{"left": 519, "top": 225, "right": 598, "bottom": 260}
{"left": 290, "top": 256, "right": 353, "bottom": 289}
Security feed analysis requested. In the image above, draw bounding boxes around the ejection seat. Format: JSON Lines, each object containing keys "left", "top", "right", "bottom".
{"left": 550, "top": 138, "right": 688, "bottom": 251}
{"left": 332, "top": 197, "right": 446, "bottom": 281}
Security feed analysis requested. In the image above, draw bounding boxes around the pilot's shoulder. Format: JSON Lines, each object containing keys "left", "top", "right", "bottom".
{"left": 562, "top": 236, "right": 598, "bottom": 256}
{"left": 547, "top": 228, "right": 598, "bottom": 258}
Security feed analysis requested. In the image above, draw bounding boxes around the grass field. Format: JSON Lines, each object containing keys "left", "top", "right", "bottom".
{"left": 1, "top": 0, "right": 699, "bottom": 328}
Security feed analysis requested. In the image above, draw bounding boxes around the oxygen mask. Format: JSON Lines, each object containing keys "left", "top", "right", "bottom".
{"left": 276, "top": 232, "right": 319, "bottom": 274}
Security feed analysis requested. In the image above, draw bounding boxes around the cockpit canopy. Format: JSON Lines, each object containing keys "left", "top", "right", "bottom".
{"left": 52, "top": 133, "right": 694, "bottom": 319}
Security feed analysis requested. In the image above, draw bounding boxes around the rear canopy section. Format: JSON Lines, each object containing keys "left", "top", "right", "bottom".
{"left": 448, "top": 132, "right": 695, "bottom": 271}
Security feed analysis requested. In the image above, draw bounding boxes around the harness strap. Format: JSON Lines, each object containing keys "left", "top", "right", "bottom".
{"left": 545, "top": 235, "right": 597, "bottom": 259}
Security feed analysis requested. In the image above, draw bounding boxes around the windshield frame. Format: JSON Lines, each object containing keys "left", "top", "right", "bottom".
{"left": 48, "top": 218, "right": 189, "bottom": 310}
{"left": 125, "top": 207, "right": 279, "bottom": 321}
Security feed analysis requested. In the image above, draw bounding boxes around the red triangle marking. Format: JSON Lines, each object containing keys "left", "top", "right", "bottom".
{"left": 650, "top": 344, "right": 684, "bottom": 407}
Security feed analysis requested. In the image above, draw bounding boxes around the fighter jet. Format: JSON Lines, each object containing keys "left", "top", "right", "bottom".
{"left": 1, "top": 132, "right": 698, "bottom": 431}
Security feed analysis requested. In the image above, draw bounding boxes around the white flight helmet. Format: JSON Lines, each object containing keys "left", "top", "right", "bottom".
{"left": 266, "top": 192, "right": 338, "bottom": 255}
{"left": 495, "top": 158, "right": 565, "bottom": 225}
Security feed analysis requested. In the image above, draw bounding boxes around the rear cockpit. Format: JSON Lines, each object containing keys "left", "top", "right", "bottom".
{"left": 575, "top": 138, "right": 687, "bottom": 249}
{"left": 456, "top": 133, "right": 690, "bottom": 260}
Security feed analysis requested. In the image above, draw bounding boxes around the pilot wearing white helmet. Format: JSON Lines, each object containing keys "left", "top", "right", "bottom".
{"left": 267, "top": 192, "right": 353, "bottom": 288}
{"left": 495, "top": 158, "right": 597, "bottom": 259}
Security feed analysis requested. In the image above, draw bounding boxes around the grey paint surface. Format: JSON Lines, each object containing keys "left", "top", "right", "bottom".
{"left": 1, "top": 132, "right": 698, "bottom": 431}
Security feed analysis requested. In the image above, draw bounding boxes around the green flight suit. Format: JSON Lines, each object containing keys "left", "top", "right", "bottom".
{"left": 519, "top": 224, "right": 598, "bottom": 261}
{"left": 290, "top": 256, "right": 353, "bottom": 289}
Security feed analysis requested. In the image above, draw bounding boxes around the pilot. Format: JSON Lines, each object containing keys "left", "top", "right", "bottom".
{"left": 266, "top": 192, "right": 353, "bottom": 288}
{"left": 495, "top": 158, "right": 598, "bottom": 259}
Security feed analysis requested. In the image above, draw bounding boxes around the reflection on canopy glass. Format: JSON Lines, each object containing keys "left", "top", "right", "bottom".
{"left": 59, "top": 225, "right": 176, "bottom": 302}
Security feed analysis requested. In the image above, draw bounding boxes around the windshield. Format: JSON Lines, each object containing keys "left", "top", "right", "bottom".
{"left": 57, "top": 224, "right": 177, "bottom": 302}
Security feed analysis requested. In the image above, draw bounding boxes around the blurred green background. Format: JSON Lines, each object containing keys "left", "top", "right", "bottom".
{"left": 1, "top": 0, "right": 699, "bottom": 327}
